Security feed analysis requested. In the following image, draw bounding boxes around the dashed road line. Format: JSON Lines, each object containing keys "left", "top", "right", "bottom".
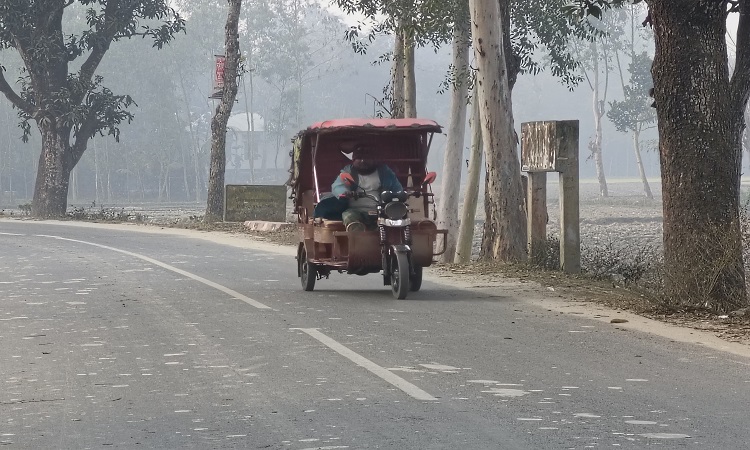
{"left": 292, "top": 327, "right": 438, "bottom": 401}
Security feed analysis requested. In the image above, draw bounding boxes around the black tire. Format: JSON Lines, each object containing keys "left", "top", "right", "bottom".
{"left": 390, "top": 252, "right": 410, "bottom": 299}
{"left": 300, "top": 248, "right": 316, "bottom": 291}
{"left": 410, "top": 264, "right": 423, "bottom": 292}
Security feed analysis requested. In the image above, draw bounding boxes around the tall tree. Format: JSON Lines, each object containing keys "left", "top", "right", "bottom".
{"left": 567, "top": 0, "right": 749, "bottom": 312}
{"left": 205, "top": 0, "right": 242, "bottom": 222}
{"left": 575, "top": 38, "right": 612, "bottom": 197}
{"left": 470, "top": 0, "right": 527, "bottom": 261}
{"left": 455, "top": 84, "right": 483, "bottom": 263}
{"left": 436, "top": 20, "right": 471, "bottom": 263}
{"left": 0, "top": 1, "right": 184, "bottom": 217}
{"left": 465, "top": 0, "right": 598, "bottom": 261}
{"left": 608, "top": 51, "right": 656, "bottom": 198}
{"left": 608, "top": 4, "right": 654, "bottom": 198}
{"left": 335, "top": 0, "right": 453, "bottom": 117}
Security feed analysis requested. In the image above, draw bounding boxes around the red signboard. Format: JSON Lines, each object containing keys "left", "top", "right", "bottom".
{"left": 211, "top": 55, "right": 226, "bottom": 99}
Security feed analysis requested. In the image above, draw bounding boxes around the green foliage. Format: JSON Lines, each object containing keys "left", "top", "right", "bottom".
{"left": 335, "top": 0, "right": 460, "bottom": 50}
{"left": 560, "top": 0, "right": 635, "bottom": 21}
{"left": 338, "top": 0, "right": 596, "bottom": 90}
{"left": 607, "top": 51, "right": 655, "bottom": 133}
{"left": 511, "top": 0, "right": 595, "bottom": 88}
{"left": 0, "top": 1, "right": 185, "bottom": 145}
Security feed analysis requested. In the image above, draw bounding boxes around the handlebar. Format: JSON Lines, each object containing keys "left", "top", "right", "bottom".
{"left": 347, "top": 189, "right": 423, "bottom": 202}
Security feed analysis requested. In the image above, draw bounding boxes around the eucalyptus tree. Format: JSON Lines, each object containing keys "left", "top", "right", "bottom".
{"left": 573, "top": 30, "right": 614, "bottom": 198}
{"left": 335, "top": 0, "right": 454, "bottom": 117}
{"left": 0, "top": 0, "right": 184, "bottom": 217}
{"left": 567, "top": 0, "right": 750, "bottom": 312}
{"left": 474, "top": 0, "right": 593, "bottom": 260}
{"left": 337, "top": 0, "right": 592, "bottom": 262}
{"left": 608, "top": 50, "right": 656, "bottom": 199}
{"left": 435, "top": 15, "right": 471, "bottom": 262}
{"left": 454, "top": 84, "right": 482, "bottom": 263}
{"left": 607, "top": 4, "right": 655, "bottom": 198}
{"left": 470, "top": 0, "right": 527, "bottom": 261}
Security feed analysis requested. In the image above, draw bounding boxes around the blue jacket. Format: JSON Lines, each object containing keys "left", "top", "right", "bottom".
{"left": 331, "top": 164, "right": 403, "bottom": 197}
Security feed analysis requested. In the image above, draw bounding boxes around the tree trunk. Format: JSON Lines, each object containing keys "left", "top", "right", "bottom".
{"left": 177, "top": 65, "right": 203, "bottom": 202}
{"left": 391, "top": 26, "right": 405, "bottom": 119}
{"left": 470, "top": 0, "right": 527, "bottom": 262}
{"left": 455, "top": 87, "right": 483, "bottom": 263}
{"left": 31, "top": 125, "right": 72, "bottom": 218}
{"left": 590, "top": 42, "right": 608, "bottom": 198}
{"left": 403, "top": 32, "right": 417, "bottom": 118}
{"left": 104, "top": 139, "right": 112, "bottom": 202}
{"left": 205, "top": 0, "right": 242, "bottom": 222}
{"left": 172, "top": 105, "right": 192, "bottom": 201}
{"left": 652, "top": 2, "right": 746, "bottom": 311}
{"left": 242, "top": 69, "right": 255, "bottom": 184}
{"left": 69, "top": 167, "right": 78, "bottom": 202}
{"left": 632, "top": 129, "right": 652, "bottom": 199}
{"left": 437, "top": 24, "right": 470, "bottom": 263}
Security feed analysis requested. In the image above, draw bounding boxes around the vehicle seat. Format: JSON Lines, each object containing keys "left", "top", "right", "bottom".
{"left": 322, "top": 219, "right": 345, "bottom": 230}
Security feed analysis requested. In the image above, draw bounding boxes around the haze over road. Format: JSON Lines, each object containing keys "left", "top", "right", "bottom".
{"left": 1, "top": 220, "right": 748, "bottom": 449}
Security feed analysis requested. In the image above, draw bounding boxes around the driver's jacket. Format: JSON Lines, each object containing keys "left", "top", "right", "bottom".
{"left": 331, "top": 164, "right": 403, "bottom": 211}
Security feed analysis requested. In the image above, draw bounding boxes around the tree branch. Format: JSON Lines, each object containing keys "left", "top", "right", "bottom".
{"left": 0, "top": 67, "right": 34, "bottom": 115}
{"left": 75, "top": 2, "right": 120, "bottom": 105}
{"left": 70, "top": 112, "right": 97, "bottom": 167}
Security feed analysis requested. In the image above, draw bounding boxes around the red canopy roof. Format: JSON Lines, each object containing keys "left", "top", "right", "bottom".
{"left": 305, "top": 118, "right": 441, "bottom": 132}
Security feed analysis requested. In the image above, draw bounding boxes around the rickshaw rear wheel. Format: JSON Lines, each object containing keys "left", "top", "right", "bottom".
{"left": 409, "top": 265, "right": 423, "bottom": 292}
{"left": 390, "top": 252, "right": 410, "bottom": 299}
{"left": 300, "top": 249, "right": 316, "bottom": 291}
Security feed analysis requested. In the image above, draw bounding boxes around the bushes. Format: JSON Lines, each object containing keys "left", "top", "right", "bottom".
{"left": 530, "top": 234, "right": 658, "bottom": 286}
{"left": 66, "top": 204, "right": 145, "bottom": 223}
{"left": 581, "top": 238, "right": 659, "bottom": 285}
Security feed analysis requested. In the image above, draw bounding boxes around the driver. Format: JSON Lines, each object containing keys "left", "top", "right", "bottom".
{"left": 332, "top": 144, "right": 403, "bottom": 232}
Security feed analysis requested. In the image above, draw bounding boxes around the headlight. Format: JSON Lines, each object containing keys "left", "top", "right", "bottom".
{"left": 384, "top": 201, "right": 408, "bottom": 219}
{"left": 381, "top": 218, "right": 411, "bottom": 227}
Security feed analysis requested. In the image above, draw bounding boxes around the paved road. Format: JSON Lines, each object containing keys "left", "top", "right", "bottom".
{"left": 1, "top": 219, "right": 748, "bottom": 449}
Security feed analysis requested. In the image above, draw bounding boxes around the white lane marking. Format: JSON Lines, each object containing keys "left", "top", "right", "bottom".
{"left": 292, "top": 328, "right": 437, "bottom": 401}
{"left": 34, "top": 234, "right": 272, "bottom": 310}
{"left": 0, "top": 232, "right": 25, "bottom": 236}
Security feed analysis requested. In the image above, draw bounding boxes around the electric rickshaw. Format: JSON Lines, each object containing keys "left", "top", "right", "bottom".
{"left": 287, "top": 118, "right": 447, "bottom": 299}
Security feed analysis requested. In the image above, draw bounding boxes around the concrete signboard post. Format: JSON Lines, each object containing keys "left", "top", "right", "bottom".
{"left": 521, "top": 120, "right": 580, "bottom": 273}
{"left": 224, "top": 185, "right": 287, "bottom": 222}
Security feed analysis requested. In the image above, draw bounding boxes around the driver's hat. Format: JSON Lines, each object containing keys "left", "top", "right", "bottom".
{"left": 352, "top": 144, "right": 373, "bottom": 159}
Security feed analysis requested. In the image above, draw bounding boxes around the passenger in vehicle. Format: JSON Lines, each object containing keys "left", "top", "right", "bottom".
{"left": 331, "top": 144, "right": 402, "bottom": 232}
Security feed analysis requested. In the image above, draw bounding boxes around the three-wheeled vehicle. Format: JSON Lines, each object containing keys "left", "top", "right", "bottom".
{"left": 287, "top": 118, "right": 447, "bottom": 299}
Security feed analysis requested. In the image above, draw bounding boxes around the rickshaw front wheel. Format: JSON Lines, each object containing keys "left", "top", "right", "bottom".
{"left": 410, "top": 265, "right": 423, "bottom": 292}
{"left": 390, "top": 252, "right": 410, "bottom": 299}
{"left": 300, "top": 249, "right": 316, "bottom": 291}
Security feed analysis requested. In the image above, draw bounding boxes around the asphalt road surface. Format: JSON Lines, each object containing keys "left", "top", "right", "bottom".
{"left": 1, "top": 219, "right": 749, "bottom": 449}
